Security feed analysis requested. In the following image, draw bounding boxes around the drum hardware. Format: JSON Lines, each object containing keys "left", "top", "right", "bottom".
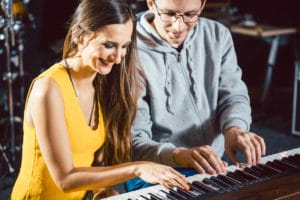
{"left": 0, "top": 143, "right": 15, "bottom": 174}
{"left": 0, "top": 0, "right": 32, "bottom": 170}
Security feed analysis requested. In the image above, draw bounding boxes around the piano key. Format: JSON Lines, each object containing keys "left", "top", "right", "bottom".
{"left": 216, "top": 174, "right": 241, "bottom": 186}
{"left": 250, "top": 165, "right": 273, "bottom": 178}
{"left": 234, "top": 169, "right": 258, "bottom": 180}
{"left": 149, "top": 193, "right": 163, "bottom": 200}
{"left": 140, "top": 195, "right": 150, "bottom": 200}
{"left": 266, "top": 161, "right": 288, "bottom": 172}
{"left": 286, "top": 155, "right": 300, "bottom": 168}
{"left": 274, "top": 159, "right": 298, "bottom": 171}
{"left": 210, "top": 176, "right": 232, "bottom": 188}
{"left": 188, "top": 183, "right": 206, "bottom": 194}
{"left": 203, "top": 178, "right": 226, "bottom": 190}
{"left": 175, "top": 187, "right": 197, "bottom": 198}
{"left": 226, "top": 171, "right": 248, "bottom": 183}
{"left": 258, "top": 163, "right": 282, "bottom": 175}
{"left": 282, "top": 157, "right": 298, "bottom": 167}
{"left": 159, "top": 190, "right": 179, "bottom": 200}
{"left": 168, "top": 188, "right": 188, "bottom": 200}
{"left": 243, "top": 167, "right": 265, "bottom": 178}
{"left": 192, "top": 180, "right": 216, "bottom": 192}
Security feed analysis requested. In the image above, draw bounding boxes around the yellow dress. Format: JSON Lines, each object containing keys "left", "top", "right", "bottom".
{"left": 10, "top": 64, "right": 106, "bottom": 200}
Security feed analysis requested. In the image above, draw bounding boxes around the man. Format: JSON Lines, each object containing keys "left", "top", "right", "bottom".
{"left": 127, "top": 0, "right": 266, "bottom": 191}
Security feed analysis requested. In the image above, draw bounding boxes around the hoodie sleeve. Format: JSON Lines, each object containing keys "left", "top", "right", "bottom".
{"left": 216, "top": 27, "right": 252, "bottom": 132}
{"left": 131, "top": 86, "right": 178, "bottom": 166}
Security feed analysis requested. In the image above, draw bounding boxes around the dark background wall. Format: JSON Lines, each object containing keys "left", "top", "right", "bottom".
{"left": 25, "top": 0, "right": 300, "bottom": 86}
{"left": 1, "top": 0, "right": 299, "bottom": 95}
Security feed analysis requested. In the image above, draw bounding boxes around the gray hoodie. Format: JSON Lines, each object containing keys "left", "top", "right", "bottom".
{"left": 132, "top": 11, "right": 252, "bottom": 166}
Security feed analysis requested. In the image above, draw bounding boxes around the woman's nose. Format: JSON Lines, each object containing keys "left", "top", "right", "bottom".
{"left": 108, "top": 50, "right": 123, "bottom": 64}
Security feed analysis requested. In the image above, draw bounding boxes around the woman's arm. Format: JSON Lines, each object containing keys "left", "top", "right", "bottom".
{"left": 24, "top": 77, "right": 189, "bottom": 192}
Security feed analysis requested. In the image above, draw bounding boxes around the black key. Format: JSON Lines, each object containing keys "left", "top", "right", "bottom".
{"left": 272, "top": 160, "right": 293, "bottom": 171}
{"left": 227, "top": 171, "right": 248, "bottom": 183}
{"left": 258, "top": 164, "right": 282, "bottom": 175}
{"left": 251, "top": 165, "right": 273, "bottom": 177}
{"left": 140, "top": 195, "right": 151, "bottom": 200}
{"left": 244, "top": 167, "right": 265, "bottom": 178}
{"left": 203, "top": 178, "right": 225, "bottom": 190}
{"left": 159, "top": 190, "right": 178, "bottom": 200}
{"left": 176, "top": 187, "right": 197, "bottom": 198}
{"left": 282, "top": 157, "right": 298, "bottom": 167}
{"left": 235, "top": 170, "right": 258, "bottom": 180}
{"left": 217, "top": 174, "right": 241, "bottom": 186}
{"left": 275, "top": 159, "right": 298, "bottom": 170}
{"left": 188, "top": 183, "right": 205, "bottom": 194}
{"left": 169, "top": 189, "right": 188, "bottom": 200}
{"left": 286, "top": 156, "right": 300, "bottom": 168}
{"left": 192, "top": 181, "right": 215, "bottom": 193}
{"left": 149, "top": 193, "right": 163, "bottom": 200}
{"left": 266, "top": 161, "right": 287, "bottom": 172}
{"left": 211, "top": 176, "right": 232, "bottom": 188}
{"left": 294, "top": 154, "right": 300, "bottom": 160}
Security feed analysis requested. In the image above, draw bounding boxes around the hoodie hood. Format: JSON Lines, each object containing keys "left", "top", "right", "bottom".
{"left": 136, "top": 10, "right": 198, "bottom": 54}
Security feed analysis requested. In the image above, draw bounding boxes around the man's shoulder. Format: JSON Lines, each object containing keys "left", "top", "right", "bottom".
{"left": 196, "top": 17, "right": 231, "bottom": 38}
{"left": 198, "top": 17, "right": 228, "bottom": 30}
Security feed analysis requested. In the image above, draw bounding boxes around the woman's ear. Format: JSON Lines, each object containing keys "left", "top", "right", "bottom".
{"left": 74, "top": 35, "right": 83, "bottom": 46}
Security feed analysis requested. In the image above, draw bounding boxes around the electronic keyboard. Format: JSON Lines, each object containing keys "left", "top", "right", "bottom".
{"left": 103, "top": 147, "right": 300, "bottom": 200}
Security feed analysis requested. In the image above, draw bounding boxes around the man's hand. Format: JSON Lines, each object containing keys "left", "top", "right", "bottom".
{"left": 172, "top": 146, "right": 227, "bottom": 175}
{"left": 224, "top": 126, "right": 266, "bottom": 166}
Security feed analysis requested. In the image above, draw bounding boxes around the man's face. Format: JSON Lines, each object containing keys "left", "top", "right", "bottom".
{"left": 148, "top": 0, "right": 205, "bottom": 48}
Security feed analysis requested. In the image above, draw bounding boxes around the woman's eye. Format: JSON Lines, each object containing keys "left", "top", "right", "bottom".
{"left": 122, "top": 43, "right": 130, "bottom": 49}
{"left": 103, "top": 43, "right": 115, "bottom": 49}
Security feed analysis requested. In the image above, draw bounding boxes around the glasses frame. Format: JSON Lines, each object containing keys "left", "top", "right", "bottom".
{"left": 152, "top": 0, "right": 201, "bottom": 23}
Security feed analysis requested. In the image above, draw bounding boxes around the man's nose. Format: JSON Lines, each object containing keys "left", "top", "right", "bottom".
{"left": 172, "top": 16, "right": 186, "bottom": 31}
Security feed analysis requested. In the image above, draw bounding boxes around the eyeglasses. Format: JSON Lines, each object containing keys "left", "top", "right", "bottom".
{"left": 153, "top": 0, "right": 201, "bottom": 23}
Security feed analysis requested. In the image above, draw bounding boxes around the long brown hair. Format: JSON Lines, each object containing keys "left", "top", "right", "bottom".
{"left": 62, "top": 0, "right": 143, "bottom": 165}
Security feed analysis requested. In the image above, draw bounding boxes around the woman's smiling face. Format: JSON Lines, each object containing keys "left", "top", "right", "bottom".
{"left": 77, "top": 19, "right": 133, "bottom": 75}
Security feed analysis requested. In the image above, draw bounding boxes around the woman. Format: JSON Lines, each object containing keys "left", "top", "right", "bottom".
{"left": 10, "top": 0, "right": 189, "bottom": 199}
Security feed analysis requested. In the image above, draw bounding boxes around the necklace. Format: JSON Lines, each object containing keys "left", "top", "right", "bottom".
{"left": 64, "top": 59, "right": 96, "bottom": 127}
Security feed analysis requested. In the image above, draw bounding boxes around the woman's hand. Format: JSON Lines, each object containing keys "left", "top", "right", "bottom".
{"left": 92, "top": 187, "right": 119, "bottom": 199}
{"left": 135, "top": 161, "right": 190, "bottom": 190}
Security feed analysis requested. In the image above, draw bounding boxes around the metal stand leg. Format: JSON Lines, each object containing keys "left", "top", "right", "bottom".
{"left": 260, "top": 35, "right": 280, "bottom": 104}
{"left": 0, "top": 144, "right": 15, "bottom": 173}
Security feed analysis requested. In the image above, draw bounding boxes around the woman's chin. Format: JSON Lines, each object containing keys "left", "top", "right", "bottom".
{"left": 98, "top": 66, "right": 113, "bottom": 75}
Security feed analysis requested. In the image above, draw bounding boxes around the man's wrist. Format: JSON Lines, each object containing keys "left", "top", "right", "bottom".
{"left": 224, "top": 126, "right": 244, "bottom": 135}
{"left": 172, "top": 147, "right": 188, "bottom": 165}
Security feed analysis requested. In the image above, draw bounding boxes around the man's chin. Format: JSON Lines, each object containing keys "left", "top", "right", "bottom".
{"left": 168, "top": 39, "right": 183, "bottom": 48}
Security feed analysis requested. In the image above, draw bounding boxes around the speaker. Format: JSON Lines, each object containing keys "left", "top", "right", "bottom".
{"left": 292, "top": 60, "right": 300, "bottom": 135}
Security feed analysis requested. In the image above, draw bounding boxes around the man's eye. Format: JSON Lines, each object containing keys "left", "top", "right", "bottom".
{"left": 185, "top": 13, "right": 197, "bottom": 18}
{"left": 165, "top": 13, "right": 177, "bottom": 17}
